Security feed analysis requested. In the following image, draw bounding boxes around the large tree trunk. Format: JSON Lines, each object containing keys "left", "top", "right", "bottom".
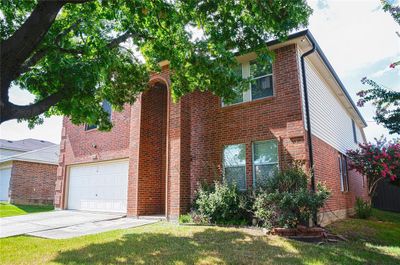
{"left": 0, "top": 92, "right": 63, "bottom": 123}
{"left": 1, "top": 1, "right": 65, "bottom": 105}
{"left": 0, "top": 0, "right": 92, "bottom": 123}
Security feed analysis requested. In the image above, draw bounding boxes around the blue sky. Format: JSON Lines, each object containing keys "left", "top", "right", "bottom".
{"left": 0, "top": 0, "right": 399, "bottom": 144}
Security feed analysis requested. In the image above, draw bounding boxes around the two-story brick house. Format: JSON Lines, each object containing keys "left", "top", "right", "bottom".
{"left": 55, "top": 30, "right": 368, "bottom": 225}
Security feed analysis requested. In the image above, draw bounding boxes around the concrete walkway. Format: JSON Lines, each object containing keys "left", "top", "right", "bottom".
{"left": 0, "top": 210, "right": 158, "bottom": 239}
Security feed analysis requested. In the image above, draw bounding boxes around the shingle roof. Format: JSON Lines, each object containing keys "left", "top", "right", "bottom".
{"left": 0, "top": 144, "right": 60, "bottom": 165}
{"left": 0, "top": 138, "right": 55, "bottom": 152}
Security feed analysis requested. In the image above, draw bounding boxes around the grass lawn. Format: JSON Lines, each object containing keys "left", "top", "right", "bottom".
{"left": 0, "top": 209, "right": 399, "bottom": 265}
{"left": 0, "top": 202, "right": 53, "bottom": 218}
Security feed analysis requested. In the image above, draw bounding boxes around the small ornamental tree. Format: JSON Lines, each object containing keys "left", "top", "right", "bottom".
{"left": 346, "top": 138, "right": 400, "bottom": 197}
{"left": 356, "top": 1, "right": 400, "bottom": 134}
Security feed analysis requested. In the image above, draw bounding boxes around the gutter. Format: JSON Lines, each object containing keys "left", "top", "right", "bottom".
{"left": 303, "top": 31, "right": 367, "bottom": 127}
{"left": 300, "top": 38, "right": 317, "bottom": 225}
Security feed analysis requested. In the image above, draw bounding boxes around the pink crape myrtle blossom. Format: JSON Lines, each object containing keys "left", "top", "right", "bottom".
{"left": 347, "top": 137, "right": 400, "bottom": 197}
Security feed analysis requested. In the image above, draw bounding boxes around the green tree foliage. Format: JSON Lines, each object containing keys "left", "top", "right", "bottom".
{"left": 357, "top": 1, "right": 399, "bottom": 134}
{"left": 0, "top": 0, "right": 312, "bottom": 129}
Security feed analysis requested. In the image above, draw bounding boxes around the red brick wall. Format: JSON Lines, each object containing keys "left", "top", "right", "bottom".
{"left": 56, "top": 42, "right": 368, "bottom": 220}
{"left": 55, "top": 104, "right": 132, "bottom": 209}
{"left": 187, "top": 44, "right": 307, "bottom": 201}
{"left": 137, "top": 84, "right": 167, "bottom": 215}
{"left": 312, "top": 135, "right": 368, "bottom": 213}
{"left": 62, "top": 104, "right": 131, "bottom": 164}
{"left": 10, "top": 161, "right": 57, "bottom": 205}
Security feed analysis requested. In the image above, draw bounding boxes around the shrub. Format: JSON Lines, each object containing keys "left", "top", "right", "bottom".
{"left": 347, "top": 138, "right": 400, "bottom": 197}
{"left": 179, "top": 214, "right": 193, "bottom": 224}
{"left": 253, "top": 166, "right": 330, "bottom": 228}
{"left": 192, "top": 180, "right": 249, "bottom": 225}
{"left": 355, "top": 197, "right": 372, "bottom": 219}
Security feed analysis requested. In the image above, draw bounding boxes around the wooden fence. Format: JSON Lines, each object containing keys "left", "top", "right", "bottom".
{"left": 372, "top": 179, "right": 400, "bottom": 213}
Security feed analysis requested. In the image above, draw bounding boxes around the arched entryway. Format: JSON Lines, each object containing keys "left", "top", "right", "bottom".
{"left": 137, "top": 81, "right": 168, "bottom": 215}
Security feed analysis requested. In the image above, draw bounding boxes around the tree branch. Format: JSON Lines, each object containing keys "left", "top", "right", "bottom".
{"left": 61, "top": 0, "right": 94, "bottom": 3}
{"left": 1, "top": 0, "right": 91, "bottom": 113}
{"left": 16, "top": 46, "right": 84, "bottom": 78}
{"left": 55, "top": 18, "right": 83, "bottom": 46}
{"left": 1, "top": 1, "right": 64, "bottom": 77}
{"left": 107, "top": 32, "right": 133, "bottom": 49}
{"left": 0, "top": 91, "right": 64, "bottom": 123}
{"left": 17, "top": 49, "right": 48, "bottom": 76}
{"left": 16, "top": 32, "right": 134, "bottom": 78}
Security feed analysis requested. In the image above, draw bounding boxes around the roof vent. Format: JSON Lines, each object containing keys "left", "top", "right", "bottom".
{"left": 7, "top": 140, "right": 13, "bottom": 143}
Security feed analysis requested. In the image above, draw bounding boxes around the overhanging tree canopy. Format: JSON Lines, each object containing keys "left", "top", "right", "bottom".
{"left": 0, "top": 0, "right": 312, "bottom": 129}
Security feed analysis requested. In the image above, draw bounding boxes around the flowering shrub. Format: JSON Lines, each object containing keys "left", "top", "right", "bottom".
{"left": 347, "top": 138, "right": 400, "bottom": 197}
{"left": 355, "top": 2, "right": 400, "bottom": 134}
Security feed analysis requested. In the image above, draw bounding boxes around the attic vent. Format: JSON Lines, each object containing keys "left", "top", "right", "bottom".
{"left": 7, "top": 140, "right": 13, "bottom": 143}
{"left": 40, "top": 140, "right": 45, "bottom": 142}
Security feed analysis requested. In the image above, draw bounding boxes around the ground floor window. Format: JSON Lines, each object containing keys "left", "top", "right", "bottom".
{"left": 223, "top": 144, "right": 246, "bottom": 190}
{"left": 252, "top": 140, "right": 279, "bottom": 187}
{"left": 339, "top": 153, "right": 349, "bottom": 192}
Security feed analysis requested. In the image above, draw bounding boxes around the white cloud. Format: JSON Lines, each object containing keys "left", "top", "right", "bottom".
{"left": 370, "top": 63, "right": 400, "bottom": 77}
{"left": 308, "top": 0, "right": 400, "bottom": 77}
{"left": 0, "top": 117, "right": 62, "bottom": 144}
{"left": 0, "top": 86, "right": 62, "bottom": 143}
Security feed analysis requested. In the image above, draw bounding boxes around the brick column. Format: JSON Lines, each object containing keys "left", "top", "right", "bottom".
{"left": 167, "top": 96, "right": 191, "bottom": 220}
{"left": 54, "top": 120, "right": 67, "bottom": 209}
{"left": 127, "top": 97, "right": 142, "bottom": 217}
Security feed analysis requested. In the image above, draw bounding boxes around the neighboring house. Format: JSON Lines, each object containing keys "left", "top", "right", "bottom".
{"left": 0, "top": 138, "right": 54, "bottom": 159}
{"left": 0, "top": 143, "right": 59, "bottom": 205}
{"left": 55, "top": 30, "right": 368, "bottom": 225}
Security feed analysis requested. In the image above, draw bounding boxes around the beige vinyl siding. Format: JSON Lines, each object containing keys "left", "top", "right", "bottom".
{"left": 302, "top": 57, "right": 363, "bottom": 154}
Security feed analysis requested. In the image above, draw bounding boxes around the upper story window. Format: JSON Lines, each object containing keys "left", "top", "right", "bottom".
{"left": 351, "top": 120, "right": 358, "bottom": 144}
{"left": 252, "top": 140, "right": 278, "bottom": 187}
{"left": 222, "top": 59, "right": 273, "bottom": 106}
{"left": 223, "top": 144, "right": 246, "bottom": 191}
{"left": 338, "top": 153, "right": 349, "bottom": 192}
{"left": 85, "top": 100, "right": 112, "bottom": 131}
{"left": 250, "top": 60, "right": 273, "bottom": 100}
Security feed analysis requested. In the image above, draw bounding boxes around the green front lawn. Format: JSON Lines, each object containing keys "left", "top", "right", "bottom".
{"left": 328, "top": 209, "right": 400, "bottom": 258}
{"left": 0, "top": 209, "right": 399, "bottom": 265}
{"left": 0, "top": 202, "right": 53, "bottom": 218}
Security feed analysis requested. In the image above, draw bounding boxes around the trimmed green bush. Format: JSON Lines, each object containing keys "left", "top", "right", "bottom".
{"left": 179, "top": 214, "right": 193, "bottom": 224}
{"left": 191, "top": 165, "right": 330, "bottom": 228}
{"left": 191, "top": 180, "right": 249, "bottom": 225}
{"left": 355, "top": 197, "right": 372, "bottom": 219}
{"left": 253, "top": 165, "right": 330, "bottom": 228}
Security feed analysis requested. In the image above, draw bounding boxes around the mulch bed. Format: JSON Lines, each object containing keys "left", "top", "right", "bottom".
{"left": 269, "top": 226, "right": 348, "bottom": 244}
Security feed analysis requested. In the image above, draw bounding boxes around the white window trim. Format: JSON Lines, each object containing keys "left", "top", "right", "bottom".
{"left": 339, "top": 156, "right": 344, "bottom": 192}
{"left": 221, "top": 61, "right": 274, "bottom": 107}
{"left": 252, "top": 139, "right": 279, "bottom": 188}
{"left": 351, "top": 119, "right": 358, "bottom": 144}
{"left": 249, "top": 73, "right": 273, "bottom": 101}
{"left": 339, "top": 153, "right": 349, "bottom": 192}
{"left": 222, "top": 144, "right": 247, "bottom": 191}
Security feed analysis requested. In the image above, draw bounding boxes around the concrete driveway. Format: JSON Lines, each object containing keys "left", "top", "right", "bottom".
{"left": 0, "top": 210, "right": 158, "bottom": 239}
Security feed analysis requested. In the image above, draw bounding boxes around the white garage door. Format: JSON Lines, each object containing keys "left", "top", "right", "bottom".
{"left": 0, "top": 168, "right": 11, "bottom": 201}
{"left": 67, "top": 160, "right": 129, "bottom": 213}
